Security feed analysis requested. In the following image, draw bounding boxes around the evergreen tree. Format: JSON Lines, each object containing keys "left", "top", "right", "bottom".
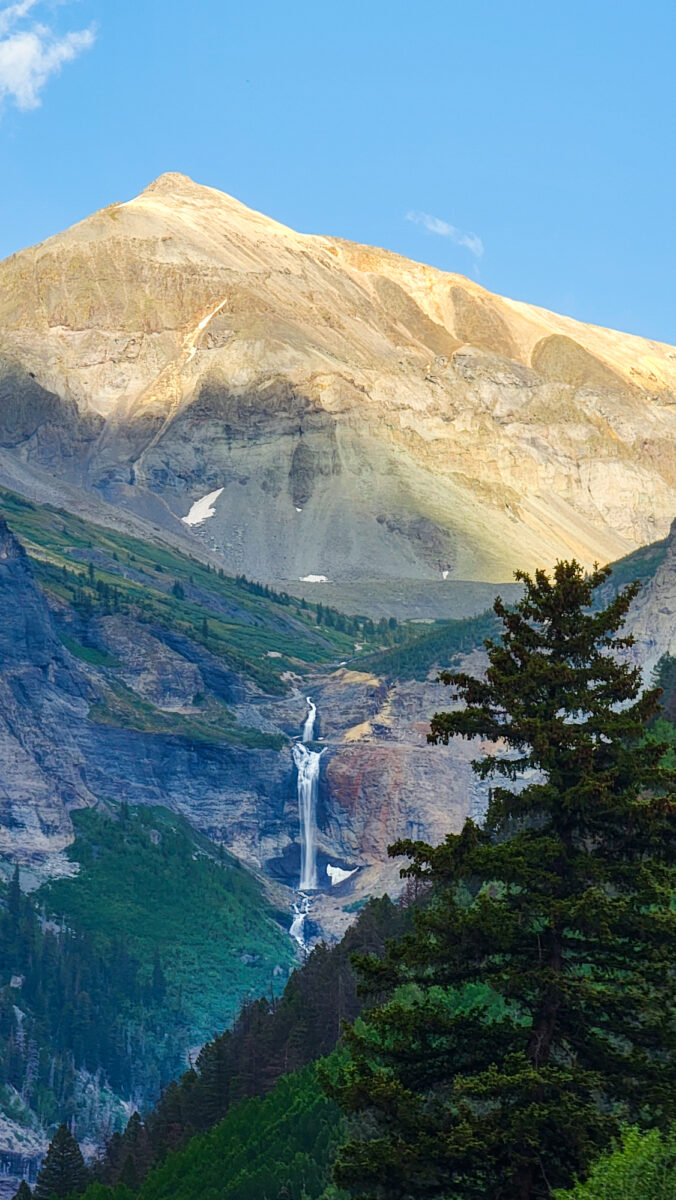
{"left": 12, "top": 1182, "right": 32, "bottom": 1200}
{"left": 329, "top": 561, "right": 676, "bottom": 1200}
{"left": 7, "top": 864, "right": 22, "bottom": 923}
{"left": 151, "top": 950, "right": 166, "bottom": 1004}
{"left": 34, "top": 1124, "right": 89, "bottom": 1198}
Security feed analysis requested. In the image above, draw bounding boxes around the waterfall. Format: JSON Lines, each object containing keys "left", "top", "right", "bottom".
{"left": 293, "top": 742, "right": 323, "bottom": 890}
{"left": 291, "top": 698, "right": 324, "bottom": 944}
{"left": 290, "top": 895, "right": 310, "bottom": 947}
{"left": 302, "top": 696, "right": 317, "bottom": 742}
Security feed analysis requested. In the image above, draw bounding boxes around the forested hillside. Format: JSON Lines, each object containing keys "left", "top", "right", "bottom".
{"left": 0, "top": 804, "right": 295, "bottom": 1149}
{"left": 26, "top": 569, "right": 675, "bottom": 1200}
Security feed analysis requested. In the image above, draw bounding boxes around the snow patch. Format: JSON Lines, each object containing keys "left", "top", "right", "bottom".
{"left": 299, "top": 574, "right": 329, "bottom": 583}
{"left": 182, "top": 488, "right": 224, "bottom": 526}
{"left": 327, "top": 864, "right": 358, "bottom": 887}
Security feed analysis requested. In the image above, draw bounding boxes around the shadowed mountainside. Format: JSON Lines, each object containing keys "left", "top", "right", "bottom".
{"left": 1, "top": 173, "right": 675, "bottom": 596}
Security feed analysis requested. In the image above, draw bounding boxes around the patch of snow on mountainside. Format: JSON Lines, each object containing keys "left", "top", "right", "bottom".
{"left": 182, "top": 488, "right": 224, "bottom": 526}
{"left": 327, "top": 864, "right": 357, "bottom": 886}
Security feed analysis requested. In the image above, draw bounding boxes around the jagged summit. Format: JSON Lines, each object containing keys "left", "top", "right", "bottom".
{"left": 0, "top": 175, "right": 675, "bottom": 587}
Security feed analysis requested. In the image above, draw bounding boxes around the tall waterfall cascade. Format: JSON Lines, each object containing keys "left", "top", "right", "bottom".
{"left": 292, "top": 697, "right": 323, "bottom": 892}
{"left": 291, "top": 698, "right": 324, "bottom": 946}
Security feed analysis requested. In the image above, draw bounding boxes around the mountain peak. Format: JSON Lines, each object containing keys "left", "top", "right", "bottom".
{"left": 127, "top": 171, "right": 298, "bottom": 241}
{"left": 1, "top": 181, "right": 676, "bottom": 584}
{"left": 147, "top": 170, "right": 196, "bottom": 186}
{"left": 141, "top": 171, "right": 200, "bottom": 195}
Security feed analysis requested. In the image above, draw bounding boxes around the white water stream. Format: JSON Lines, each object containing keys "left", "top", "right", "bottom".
{"left": 302, "top": 696, "right": 317, "bottom": 744}
{"left": 290, "top": 895, "right": 310, "bottom": 947}
{"left": 290, "top": 698, "right": 324, "bottom": 946}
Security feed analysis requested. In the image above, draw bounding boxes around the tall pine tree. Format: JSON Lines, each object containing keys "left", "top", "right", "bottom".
{"left": 11, "top": 1182, "right": 32, "bottom": 1200}
{"left": 34, "top": 1124, "right": 89, "bottom": 1198}
{"left": 329, "top": 561, "right": 676, "bottom": 1200}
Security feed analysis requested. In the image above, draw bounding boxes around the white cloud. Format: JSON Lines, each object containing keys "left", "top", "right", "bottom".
{"left": 0, "top": 1, "right": 94, "bottom": 111}
{"left": 0, "top": 3, "right": 39, "bottom": 39}
{"left": 406, "top": 210, "right": 484, "bottom": 258}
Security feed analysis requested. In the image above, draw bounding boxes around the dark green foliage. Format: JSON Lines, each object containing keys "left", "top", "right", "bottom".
{"left": 69, "top": 1189, "right": 133, "bottom": 1200}
{"left": 360, "top": 610, "right": 499, "bottom": 680}
{"left": 0, "top": 804, "right": 294, "bottom": 1136}
{"left": 135, "top": 1063, "right": 344, "bottom": 1200}
{"left": 34, "top": 1124, "right": 88, "bottom": 1198}
{"left": 330, "top": 561, "right": 676, "bottom": 1200}
{"left": 12, "top": 1182, "right": 33, "bottom": 1200}
{"left": 94, "top": 898, "right": 407, "bottom": 1192}
{"left": 653, "top": 654, "right": 676, "bottom": 723}
{"left": 40, "top": 804, "right": 295, "bottom": 1042}
{"left": 0, "top": 858, "right": 170, "bottom": 1123}
{"left": 554, "top": 1126, "right": 676, "bottom": 1200}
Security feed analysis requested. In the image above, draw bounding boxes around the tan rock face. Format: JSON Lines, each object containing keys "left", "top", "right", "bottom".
{"left": 1, "top": 171, "right": 675, "bottom": 584}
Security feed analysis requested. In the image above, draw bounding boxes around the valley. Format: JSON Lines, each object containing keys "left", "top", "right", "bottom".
{"left": 0, "top": 174, "right": 674, "bottom": 1199}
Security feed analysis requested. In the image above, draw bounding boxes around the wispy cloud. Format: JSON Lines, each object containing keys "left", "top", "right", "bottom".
{"left": 0, "top": 1, "right": 95, "bottom": 112}
{"left": 405, "top": 210, "right": 484, "bottom": 258}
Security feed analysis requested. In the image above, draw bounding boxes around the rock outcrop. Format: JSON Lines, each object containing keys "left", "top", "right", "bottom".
{"left": 623, "top": 518, "right": 676, "bottom": 676}
{"left": 0, "top": 519, "right": 96, "bottom": 863}
{"left": 1, "top": 173, "right": 675, "bottom": 592}
{"left": 0, "top": 516, "right": 484, "bottom": 924}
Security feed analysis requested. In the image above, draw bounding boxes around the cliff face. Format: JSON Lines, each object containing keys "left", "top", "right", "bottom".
{"left": 0, "top": 494, "right": 673, "bottom": 945}
{"left": 623, "top": 518, "right": 676, "bottom": 675}
{"left": 1, "top": 173, "right": 675, "bottom": 588}
{"left": 0, "top": 518, "right": 96, "bottom": 863}
{"left": 0, "top": 514, "right": 484, "bottom": 928}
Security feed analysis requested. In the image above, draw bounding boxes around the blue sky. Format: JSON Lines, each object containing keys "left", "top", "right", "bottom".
{"left": 0, "top": 0, "right": 674, "bottom": 342}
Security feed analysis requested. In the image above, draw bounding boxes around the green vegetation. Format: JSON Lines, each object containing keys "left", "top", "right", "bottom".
{"left": 137, "top": 1062, "right": 343, "bottom": 1200}
{"left": 87, "top": 678, "right": 283, "bottom": 749}
{"left": 34, "top": 1123, "right": 88, "bottom": 1198}
{"left": 2, "top": 484, "right": 674, "bottom": 1200}
{"left": 57, "top": 634, "right": 121, "bottom": 667}
{"left": 64, "top": 1065, "right": 343, "bottom": 1200}
{"left": 554, "top": 1126, "right": 676, "bottom": 1200}
{"left": 595, "top": 532, "right": 670, "bottom": 600}
{"left": 40, "top": 804, "right": 295, "bottom": 1039}
{"left": 642, "top": 656, "right": 676, "bottom": 770}
{"left": 0, "top": 863, "right": 178, "bottom": 1131}
{"left": 0, "top": 487, "right": 495, "bottom": 717}
{"left": 330, "top": 562, "right": 676, "bottom": 1199}
{"left": 67, "top": 899, "right": 406, "bottom": 1196}
{"left": 360, "top": 609, "right": 499, "bottom": 680}
{"left": 0, "top": 803, "right": 295, "bottom": 1144}
{"left": 0, "top": 487, "right": 375, "bottom": 696}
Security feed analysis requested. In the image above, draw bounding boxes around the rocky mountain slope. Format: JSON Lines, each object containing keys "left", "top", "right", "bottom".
{"left": 622, "top": 518, "right": 676, "bottom": 676}
{"left": 0, "top": 492, "right": 493, "bottom": 939}
{"left": 1, "top": 173, "right": 675, "bottom": 596}
{"left": 2, "top": 481, "right": 672, "bottom": 940}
